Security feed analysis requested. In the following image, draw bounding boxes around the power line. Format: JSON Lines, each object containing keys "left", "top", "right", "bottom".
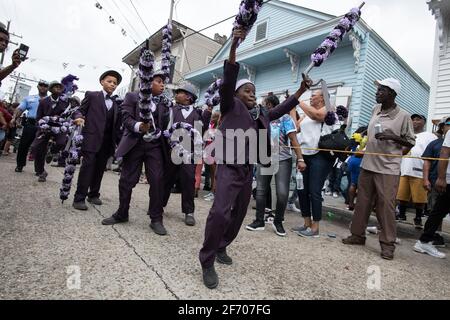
{"left": 182, "top": 0, "right": 273, "bottom": 42}
{"left": 111, "top": 0, "right": 144, "bottom": 41}
{"left": 129, "top": 0, "right": 151, "bottom": 35}
{"left": 95, "top": 1, "right": 139, "bottom": 45}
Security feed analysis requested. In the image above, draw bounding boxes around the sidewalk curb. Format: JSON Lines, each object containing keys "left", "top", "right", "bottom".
{"left": 322, "top": 204, "right": 450, "bottom": 243}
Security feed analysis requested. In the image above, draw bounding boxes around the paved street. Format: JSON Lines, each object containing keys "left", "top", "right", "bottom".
{"left": 0, "top": 156, "right": 449, "bottom": 300}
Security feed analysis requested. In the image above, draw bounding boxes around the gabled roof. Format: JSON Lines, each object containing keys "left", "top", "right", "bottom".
{"left": 210, "top": 0, "right": 335, "bottom": 62}
{"left": 122, "top": 20, "right": 221, "bottom": 66}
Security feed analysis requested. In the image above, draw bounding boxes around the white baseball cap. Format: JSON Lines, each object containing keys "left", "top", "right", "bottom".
{"left": 235, "top": 79, "right": 255, "bottom": 92}
{"left": 374, "top": 78, "right": 401, "bottom": 95}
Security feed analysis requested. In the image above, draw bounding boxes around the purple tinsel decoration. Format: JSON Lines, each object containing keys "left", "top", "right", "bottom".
{"left": 310, "top": 7, "right": 362, "bottom": 67}
{"left": 325, "top": 111, "right": 337, "bottom": 126}
{"left": 61, "top": 74, "right": 79, "bottom": 101}
{"left": 59, "top": 126, "right": 84, "bottom": 203}
{"left": 232, "top": 0, "right": 264, "bottom": 47}
{"left": 161, "top": 22, "right": 173, "bottom": 83}
{"left": 163, "top": 122, "right": 203, "bottom": 159}
{"left": 138, "top": 48, "right": 155, "bottom": 124}
{"left": 204, "top": 79, "right": 223, "bottom": 107}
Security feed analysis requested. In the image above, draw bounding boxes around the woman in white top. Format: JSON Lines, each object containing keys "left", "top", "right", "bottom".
{"left": 294, "top": 90, "right": 336, "bottom": 238}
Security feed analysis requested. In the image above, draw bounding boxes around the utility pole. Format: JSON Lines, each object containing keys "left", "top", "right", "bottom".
{"left": 169, "top": 0, "right": 175, "bottom": 24}
{"left": 10, "top": 72, "right": 21, "bottom": 104}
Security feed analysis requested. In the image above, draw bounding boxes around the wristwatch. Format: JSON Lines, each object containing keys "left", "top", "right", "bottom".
{"left": 297, "top": 159, "right": 305, "bottom": 163}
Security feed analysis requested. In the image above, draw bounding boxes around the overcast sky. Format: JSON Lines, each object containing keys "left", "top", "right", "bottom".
{"left": 0, "top": 0, "right": 437, "bottom": 98}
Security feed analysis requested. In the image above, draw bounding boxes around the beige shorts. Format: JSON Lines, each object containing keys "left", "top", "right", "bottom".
{"left": 396, "top": 176, "right": 428, "bottom": 204}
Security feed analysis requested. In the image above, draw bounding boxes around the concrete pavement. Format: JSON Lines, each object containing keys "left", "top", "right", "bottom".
{"left": 0, "top": 156, "right": 449, "bottom": 300}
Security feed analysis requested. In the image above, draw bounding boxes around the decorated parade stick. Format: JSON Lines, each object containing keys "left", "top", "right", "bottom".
{"left": 60, "top": 124, "right": 84, "bottom": 203}
{"left": 232, "top": 0, "right": 264, "bottom": 47}
{"left": 302, "top": 3, "right": 365, "bottom": 125}
{"left": 304, "top": 2, "right": 365, "bottom": 76}
{"left": 137, "top": 47, "right": 162, "bottom": 142}
{"left": 163, "top": 122, "right": 204, "bottom": 163}
{"left": 204, "top": 79, "right": 223, "bottom": 107}
{"left": 161, "top": 22, "right": 173, "bottom": 84}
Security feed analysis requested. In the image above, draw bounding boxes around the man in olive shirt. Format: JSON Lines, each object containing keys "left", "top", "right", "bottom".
{"left": 343, "top": 78, "right": 416, "bottom": 260}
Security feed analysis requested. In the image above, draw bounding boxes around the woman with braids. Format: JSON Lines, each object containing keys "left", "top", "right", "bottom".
{"left": 101, "top": 69, "right": 171, "bottom": 237}
{"left": 199, "top": 28, "right": 311, "bottom": 289}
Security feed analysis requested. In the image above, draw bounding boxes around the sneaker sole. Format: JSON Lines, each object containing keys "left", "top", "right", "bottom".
{"left": 414, "top": 246, "right": 446, "bottom": 259}
{"left": 272, "top": 224, "right": 286, "bottom": 237}
{"left": 297, "top": 232, "right": 320, "bottom": 238}
{"left": 246, "top": 226, "right": 265, "bottom": 231}
{"left": 216, "top": 257, "right": 233, "bottom": 266}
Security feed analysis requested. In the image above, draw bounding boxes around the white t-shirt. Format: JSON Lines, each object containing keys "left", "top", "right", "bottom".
{"left": 443, "top": 131, "right": 450, "bottom": 184}
{"left": 401, "top": 131, "right": 437, "bottom": 178}
{"left": 298, "top": 116, "right": 337, "bottom": 156}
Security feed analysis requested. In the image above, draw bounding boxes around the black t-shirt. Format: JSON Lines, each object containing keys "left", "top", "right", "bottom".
{"left": 422, "top": 138, "right": 444, "bottom": 184}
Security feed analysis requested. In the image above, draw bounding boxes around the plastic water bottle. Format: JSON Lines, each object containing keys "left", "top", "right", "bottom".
{"left": 374, "top": 121, "right": 383, "bottom": 134}
{"left": 296, "top": 172, "right": 304, "bottom": 190}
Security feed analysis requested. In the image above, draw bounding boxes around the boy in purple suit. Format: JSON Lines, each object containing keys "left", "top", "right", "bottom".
{"left": 199, "top": 28, "right": 312, "bottom": 289}
{"left": 32, "top": 81, "right": 70, "bottom": 182}
{"left": 101, "top": 73, "right": 171, "bottom": 236}
{"left": 72, "top": 70, "right": 122, "bottom": 210}
{"left": 162, "top": 83, "right": 211, "bottom": 227}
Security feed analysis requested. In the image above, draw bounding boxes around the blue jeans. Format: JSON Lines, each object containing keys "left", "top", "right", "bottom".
{"left": 298, "top": 152, "right": 334, "bottom": 222}
{"left": 255, "top": 158, "right": 293, "bottom": 223}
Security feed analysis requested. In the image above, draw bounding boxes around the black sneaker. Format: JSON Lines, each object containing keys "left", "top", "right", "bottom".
{"left": 150, "top": 222, "right": 168, "bottom": 236}
{"left": 38, "top": 171, "right": 48, "bottom": 183}
{"left": 202, "top": 266, "right": 218, "bottom": 289}
{"left": 433, "top": 234, "right": 446, "bottom": 248}
{"left": 414, "top": 218, "right": 423, "bottom": 229}
{"left": 216, "top": 250, "right": 233, "bottom": 265}
{"left": 272, "top": 222, "right": 287, "bottom": 237}
{"left": 246, "top": 220, "right": 265, "bottom": 231}
{"left": 185, "top": 214, "right": 196, "bottom": 226}
{"left": 396, "top": 215, "right": 407, "bottom": 222}
{"left": 15, "top": 166, "right": 23, "bottom": 173}
{"left": 45, "top": 152, "right": 55, "bottom": 164}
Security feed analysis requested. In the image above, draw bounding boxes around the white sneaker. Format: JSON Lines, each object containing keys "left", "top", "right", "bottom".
{"left": 366, "top": 226, "right": 378, "bottom": 235}
{"left": 203, "top": 192, "right": 214, "bottom": 198}
{"left": 325, "top": 191, "right": 332, "bottom": 196}
{"left": 287, "top": 203, "right": 301, "bottom": 213}
{"left": 413, "top": 241, "right": 446, "bottom": 259}
{"left": 333, "top": 192, "right": 339, "bottom": 198}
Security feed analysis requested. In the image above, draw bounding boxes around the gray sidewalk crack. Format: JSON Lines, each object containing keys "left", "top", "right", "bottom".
{"left": 92, "top": 206, "right": 180, "bottom": 300}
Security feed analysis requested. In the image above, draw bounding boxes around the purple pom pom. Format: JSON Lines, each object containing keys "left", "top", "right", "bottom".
{"left": 325, "top": 111, "right": 337, "bottom": 126}
{"left": 336, "top": 105, "right": 349, "bottom": 119}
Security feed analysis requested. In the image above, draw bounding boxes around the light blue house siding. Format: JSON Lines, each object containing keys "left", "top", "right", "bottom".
{"left": 357, "top": 33, "right": 430, "bottom": 127}
{"left": 186, "top": 0, "right": 429, "bottom": 132}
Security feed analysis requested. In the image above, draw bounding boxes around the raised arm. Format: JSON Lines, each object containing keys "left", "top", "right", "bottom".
{"left": 269, "top": 74, "right": 313, "bottom": 121}
{"left": 220, "top": 28, "right": 245, "bottom": 115}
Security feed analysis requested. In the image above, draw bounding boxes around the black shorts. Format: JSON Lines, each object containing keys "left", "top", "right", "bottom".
{"left": 6, "top": 128, "right": 17, "bottom": 141}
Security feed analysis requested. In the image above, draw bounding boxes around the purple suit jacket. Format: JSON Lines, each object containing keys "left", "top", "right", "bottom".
{"left": 36, "top": 96, "right": 69, "bottom": 121}
{"left": 74, "top": 91, "right": 120, "bottom": 154}
{"left": 115, "top": 92, "right": 170, "bottom": 160}
{"left": 217, "top": 61, "right": 299, "bottom": 164}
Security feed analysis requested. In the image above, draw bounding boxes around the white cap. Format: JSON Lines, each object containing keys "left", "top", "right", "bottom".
{"left": 235, "top": 79, "right": 255, "bottom": 92}
{"left": 374, "top": 78, "right": 401, "bottom": 95}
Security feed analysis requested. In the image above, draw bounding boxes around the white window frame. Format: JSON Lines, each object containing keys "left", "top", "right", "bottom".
{"left": 205, "top": 55, "right": 213, "bottom": 64}
{"left": 254, "top": 19, "right": 269, "bottom": 44}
